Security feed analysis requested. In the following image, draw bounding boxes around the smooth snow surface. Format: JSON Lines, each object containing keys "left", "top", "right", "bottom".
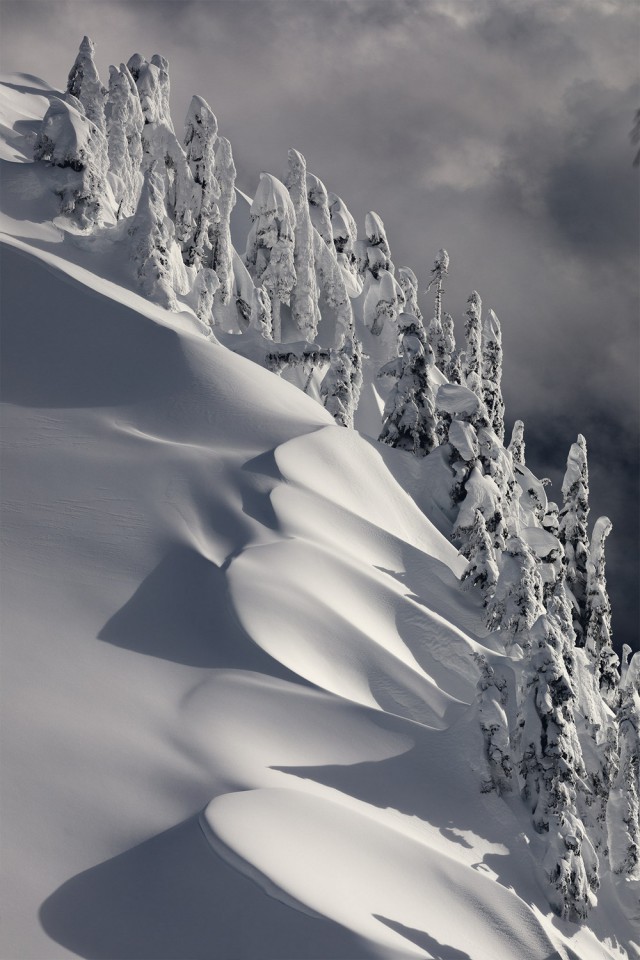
{"left": 1, "top": 75, "right": 635, "bottom": 960}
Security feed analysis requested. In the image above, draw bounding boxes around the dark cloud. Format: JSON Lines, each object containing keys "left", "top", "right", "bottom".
{"left": 2, "top": 0, "right": 638, "bottom": 650}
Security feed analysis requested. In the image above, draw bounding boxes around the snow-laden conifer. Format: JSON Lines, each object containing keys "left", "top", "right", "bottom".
{"left": 307, "top": 173, "right": 333, "bottom": 249}
{"left": 378, "top": 325, "right": 438, "bottom": 457}
{"left": 585, "top": 516, "right": 619, "bottom": 705}
{"left": 313, "top": 230, "right": 355, "bottom": 342}
{"left": 321, "top": 331, "right": 363, "bottom": 428}
{"left": 286, "top": 149, "right": 321, "bottom": 340}
{"left": 363, "top": 269, "right": 405, "bottom": 338}
{"left": 250, "top": 285, "right": 273, "bottom": 339}
{"left": 486, "top": 535, "right": 544, "bottom": 650}
{"left": 473, "top": 653, "right": 512, "bottom": 795}
{"left": 182, "top": 95, "right": 220, "bottom": 268}
{"left": 209, "top": 136, "right": 236, "bottom": 305}
{"left": 328, "top": 192, "right": 359, "bottom": 284}
{"left": 67, "top": 36, "right": 106, "bottom": 133}
{"left": 105, "top": 63, "right": 144, "bottom": 218}
{"left": 245, "top": 173, "right": 296, "bottom": 341}
{"left": 607, "top": 657, "right": 640, "bottom": 880}
{"left": 34, "top": 95, "right": 110, "bottom": 227}
{"left": 481, "top": 308, "right": 505, "bottom": 442}
{"left": 426, "top": 249, "right": 449, "bottom": 368}
{"left": 463, "top": 290, "right": 483, "bottom": 399}
{"left": 193, "top": 267, "right": 220, "bottom": 324}
{"left": 559, "top": 435, "right": 590, "bottom": 645}
{"left": 461, "top": 510, "right": 499, "bottom": 601}
{"left": 128, "top": 161, "right": 181, "bottom": 309}
{"left": 397, "top": 267, "right": 423, "bottom": 323}
{"left": 442, "top": 313, "right": 462, "bottom": 383}
{"left": 517, "top": 614, "right": 599, "bottom": 921}
{"left": 508, "top": 420, "right": 525, "bottom": 466}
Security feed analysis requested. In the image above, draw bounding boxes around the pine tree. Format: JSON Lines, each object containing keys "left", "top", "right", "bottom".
{"left": 585, "top": 516, "right": 619, "bottom": 706}
{"left": 328, "top": 191, "right": 359, "bottom": 284}
{"left": 313, "top": 229, "right": 355, "bottom": 344}
{"left": 426, "top": 248, "right": 449, "bottom": 368}
{"left": 128, "top": 161, "right": 179, "bottom": 309}
{"left": 461, "top": 510, "right": 499, "bottom": 601}
{"left": 559, "top": 435, "right": 590, "bottom": 646}
{"left": 34, "top": 95, "right": 109, "bottom": 227}
{"left": 397, "top": 267, "right": 423, "bottom": 322}
{"left": 473, "top": 653, "right": 513, "bottom": 795}
{"left": 105, "top": 63, "right": 144, "bottom": 218}
{"left": 481, "top": 308, "right": 505, "bottom": 442}
{"left": 378, "top": 330, "right": 438, "bottom": 457}
{"left": 517, "top": 614, "right": 599, "bottom": 921}
{"left": 508, "top": 419, "right": 525, "bottom": 466}
{"left": 209, "top": 137, "right": 237, "bottom": 306}
{"left": 67, "top": 36, "right": 106, "bottom": 133}
{"left": 307, "top": 172, "right": 334, "bottom": 249}
{"left": 442, "top": 312, "right": 462, "bottom": 383}
{"left": 182, "top": 95, "right": 220, "bottom": 268}
{"left": 607, "top": 658, "right": 640, "bottom": 879}
{"left": 286, "top": 149, "right": 321, "bottom": 340}
{"left": 463, "top": 290, "right": 483, "bottom": 400}
{"left": 486, "top": 535, "right": 544, "bottom": 651}
{"left": 321, "top": 331, "right": 362, "bottom": 428}
{"left": 245, "top": 173, "right": 297, "bottom": 342}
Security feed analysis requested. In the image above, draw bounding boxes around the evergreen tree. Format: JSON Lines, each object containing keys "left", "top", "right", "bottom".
{"left": 128, "top": 161, "right": 180, "bottom": 309}
{"left": 328, "top": 191, "right": 359, "bottom": 284}
{"left": 442, "top": 312, "right": 462, "bottom": 383}
{"left": 105, "top": 63, "right": 144, "bottom": 218}
{"left": 517, "top": 614, "right": 599, "bottom": 921}
{"left": 209, "top": 137, "right": 237, "bottom": 306}
{"left": 481, "top": 308, "right": 505, "bottom": 442}
{"left": 321, "top": 331, "right": 363, "bottom": 428}
{"left": 461, "top": 510, "right": 499, "bottom": 601}
{"left": 585, "top": 516, "right": 619, "bottom": 706}
{"left": 306, "top": 172, "right": 334, "bottom": 249}
{"left": 67, "top": 36, "right": 106, "bottom": 133}
{"left": 182, "top": 95, "right": 220, "bottom": 268}
{"left": 245, "top": 172, "right": 296, "bottom": 341}
{"left": 607, "top": 658, "right": 640, "bottom": 879}
{"left": 286, "top": 149, "right": 321, "bottom": 340}
{"left": 34, "top": 95, "right": 109, "bottom": 227}
{"left": 313, "top": 229, "right": 355, "bottom": 344}
{"left": 559, "top": 435, "right": 590, "bottom": 646}
{"left": 397, "top": 267, "right": 423, "bottom": 322}
{"left": 508, "top": 419, "right": 525, "bottom": 466}
{"left": 426, "top": 248, "right": 449, "bottom": 367}
{"left": 473, "top": 653, "right": 513, "bottom": 795}
{"left": 378, "top": 329, "right": 438, "bottom": 457}
{"left": 486, "top": 535, "right": 544, "bottom": 651}
{"left": 463, "top": 290, "right": 483, "bottom": 400}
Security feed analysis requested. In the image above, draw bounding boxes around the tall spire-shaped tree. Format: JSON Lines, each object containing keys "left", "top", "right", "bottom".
{"left": 486, "top": 535, "right": 544, "bottom": 651}
{"left": 105, "top": 63, "right": 144, "bottom": 218}
{"left": 67, "top": 36, "right": 106, "bottom": 133}
{"left": 482, "top": 308, "right": 505, "bottom": 442}
{"left": 286, "top": 149, "right": 321, "bottom": 340}
{"left": 182, "top": 95, "right": 220, "bottom": 268}
{"left": 209, "top": 136, "right": 236, "bottom": 306}
{"left": 559, "top": 435, "right": 590, "bottom": 645}
{"left": 463, "top": 290, "right": 483, "bottom": 400}
{"left": 508, "top": 419, "right": 525, "bottom": 466}
{"left": 585, "top": 516, "right": 619, "bottom": 704}
{"left": 378, "top": 327, "right": 438, "bottom": 457}
{"left": 426, "top": 248, "right": 449, "bottom": 366}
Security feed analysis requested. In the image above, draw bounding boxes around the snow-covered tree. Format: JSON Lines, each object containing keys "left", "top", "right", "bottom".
{"left": 442, "top": 312, "right": 462, "bottom": 383}
{"left": 359, "top": 211, "right": 405, "bottom": 346}
{"left": 313, "top": 230, "right": 355, "bottom": 344}
{"left": 321, "top": 331, "right": 363, "bottom": 428}
{"left": 463, "top": 290, "right": 483, "bottom": 399}
{"left": 559, "top": 435, "right": 590, "bottom": 645}
{"left": 34, "top": 95, "right": 110, "bottom": 227}
{"left": 286, "top": 149, "right": 321, "bottom": 340}
{"left": 585, "top": 516, "right": 619, "bottom": 705}
{"left": 207, "top": 136, "right": 236, "bottom": 306}
{"left": 486, "top": 535, "right": 544, "bottom": 650}
{"left": 378, "top": 327, "right": 438, "bottom": 457}
{"left": 182, "top": 95, "right": 220, "bottom": 268}
{"left": 128, "top": 161, "right": 183, "bottom": 309}
{"left": 517, "top": 614, "right": 599, "bottom": 921}
{"left": 245, "top": 173, "right": 296, "bottom": 341}
{"left": 473, "top": 653, "right": 513, "bottom": 795}
{"left": 481, "top": 308, "right": 505, "bottom": 442}
{"left": 397, "top": 267, "right": 423, "bottom": 322}
{"left": 193, "top": 267, "right": 220, "bottom": 324}
{"left": 307, "top": 173, "right": 333, "bottom": 249}
{"left": 426, "top": 248, "right": 449, "bottom": 366}
{"left": 461, "top": 510, "right": 499, "bottom": 601}
{"left": 67, "top": 36, "right": 106, "bottom": 133}
{"left": 328, "top": 192, "right": 359, "bottom": 284}
{"left": 105, "top": 63, "right": 144, "bottom": 218}
{"left": 607, "top": 659, "right": 640, "bottom": 879}
{"left": 508, "top": 419, "right": 525, "bottom": 466}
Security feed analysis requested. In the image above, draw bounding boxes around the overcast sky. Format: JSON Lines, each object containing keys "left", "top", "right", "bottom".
{"left": 2, "top": 0, "right": 638, "bottom": 651}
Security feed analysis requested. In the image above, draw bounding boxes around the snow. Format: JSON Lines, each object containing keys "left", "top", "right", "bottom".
{"left": 1, "top": 71, "right": 636, "bottom": 960}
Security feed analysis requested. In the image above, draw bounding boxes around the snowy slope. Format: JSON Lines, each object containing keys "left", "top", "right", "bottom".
{"left": 0, "top": 74, "right": 635, "bottom": 960}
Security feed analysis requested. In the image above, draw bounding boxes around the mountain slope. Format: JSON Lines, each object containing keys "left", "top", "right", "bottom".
{"left": 0, "top": 74, "right": 634, "bottom": 960}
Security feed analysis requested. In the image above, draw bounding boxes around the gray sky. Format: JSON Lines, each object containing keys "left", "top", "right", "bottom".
{"left": 2, "top": 0, "right": 638, "bottom": 651}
